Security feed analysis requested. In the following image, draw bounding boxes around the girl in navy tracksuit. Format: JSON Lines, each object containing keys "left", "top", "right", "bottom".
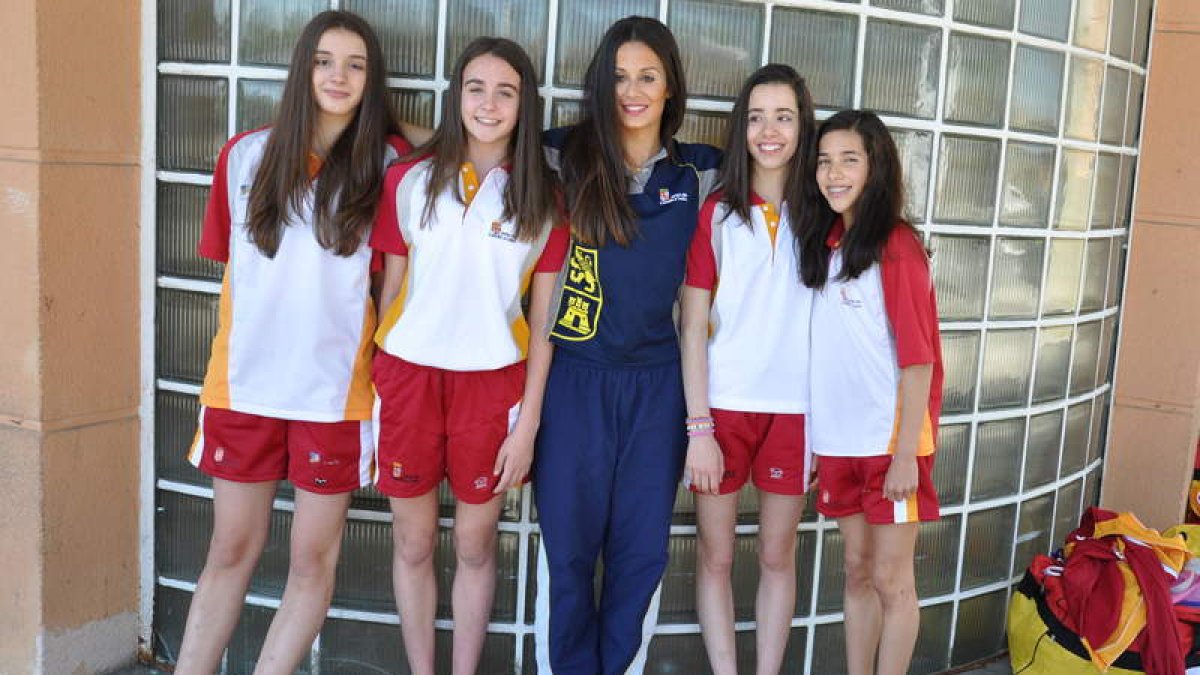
{"left": 531, "top": 17, "right": 721, "bottom": 675}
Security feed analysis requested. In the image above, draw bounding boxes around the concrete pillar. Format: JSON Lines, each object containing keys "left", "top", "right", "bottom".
{"left": 1103, "top": 0, "right": 1200, "bottom": 530}
{"left": 0, "top": 1, "right": 142, "bottom": 672}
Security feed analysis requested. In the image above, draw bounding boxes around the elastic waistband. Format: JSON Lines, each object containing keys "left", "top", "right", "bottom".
{"left": 552, "top": 347, "right": 681, "bottom": 372}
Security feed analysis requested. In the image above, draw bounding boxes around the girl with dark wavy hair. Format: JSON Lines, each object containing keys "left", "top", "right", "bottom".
{"left": 803, "top": 110, "right": 944, "bottom": 675}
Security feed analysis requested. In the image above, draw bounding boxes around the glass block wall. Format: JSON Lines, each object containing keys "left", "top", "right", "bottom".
{"left": 150, "top": 0, "right": 1152, "bottom": 672}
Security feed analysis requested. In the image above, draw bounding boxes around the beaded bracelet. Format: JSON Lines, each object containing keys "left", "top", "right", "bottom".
{"left": 686, "top": 415, "right": 716, "bottom": 437}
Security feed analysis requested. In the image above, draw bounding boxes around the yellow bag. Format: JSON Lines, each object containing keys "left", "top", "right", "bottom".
{"left": 1008, "top": 573, "right": 1145, "bottom": 674}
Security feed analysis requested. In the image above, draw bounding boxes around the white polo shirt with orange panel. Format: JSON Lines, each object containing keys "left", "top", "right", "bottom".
{"left": 369, "top": 156, "right": 568, "bottom": 503}
{"left": 189, "top": 128, "right": 410, "bottom": 492}
{"left": 810, "top": 219, "right": 943, "bottom": 523}
{"left": 685, "top": 191, "right": 813, "bottom": 495}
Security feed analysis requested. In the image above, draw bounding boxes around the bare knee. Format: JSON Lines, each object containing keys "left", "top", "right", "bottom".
{"left": 757, "top": 536, "right": 796, "bottom": 576}
{"left": 205, "top": 530, "right": 264, "bottom": 573}
{"left": 698, "top": 536, "right": 735, "bottom": 577}
{"left": 454, "top": 527, "right": 496, "bottom": 571}
{"left": 288, "top": 539, "right": 342, "bottom": 584}
{"left": 843, "top": 550, "right": 875, "bottom": 594}
{"left": 872, "top": 565, "right": 916, "bottom": 611}
{"left": 394, "top": 528, "right": 437, "bottom": 570}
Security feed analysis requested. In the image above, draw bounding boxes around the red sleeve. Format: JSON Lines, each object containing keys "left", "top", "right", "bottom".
{"left": 881, "top": 227, "right": 938, "bottom": 368}
{"left": 386, "top": 134, "right": 413, "bottom": 157}
{"left": 369, "top": 163, "right": 411, "bottom": 257}
{"left": 198, "top": 137, "right": 237, "bottom": 262}
{"left": 535, "top": 224, "right": 571, "bottom": 273}
{"left": 684, "top": 194, "right": 720, "bottom": 290}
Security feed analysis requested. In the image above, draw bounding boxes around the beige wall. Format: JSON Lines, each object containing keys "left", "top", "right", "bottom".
{"left": 1104, "top": 0, "right": 1200, "bottom": 529}
{"left": 0, "top": 0, "right": 142, "bottom": 672}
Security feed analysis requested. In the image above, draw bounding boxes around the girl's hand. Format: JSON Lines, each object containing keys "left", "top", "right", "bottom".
{"left": 808, "top": 454, "right": 820, "bottom": 493}
{"left": 882, "top": 455, "right": 919, "bottom": 503}
{"left": 685, "top": 436, "right": 724, "bottom": 496}
{"left": 493, "top": 426, "right": 535, "bottom": 494}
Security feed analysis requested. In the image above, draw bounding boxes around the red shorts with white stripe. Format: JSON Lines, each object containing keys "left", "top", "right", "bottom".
{"left": 703, "top": 409, "right": 808, "bottom": 496}
{"left": 815, "top": 454, "right": 940, "bottom": 524}
{"left": 189, "top": 407, "right": 373, "bottom": 494}
{"left": 372, "top": 351, "right": 525, "bottom": 504}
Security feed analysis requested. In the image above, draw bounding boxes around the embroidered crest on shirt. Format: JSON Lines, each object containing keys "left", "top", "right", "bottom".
{"left": 839, "top": 286, "right": 863, "bottom": 309}
{"left": 551, "top": 244, "right": 603, "bottom": 341}
{"left": 658, "top": 187, "right": 688, "bottom": 205}
{"left": 488, "top": 220, "right": 517, "bottom": 243}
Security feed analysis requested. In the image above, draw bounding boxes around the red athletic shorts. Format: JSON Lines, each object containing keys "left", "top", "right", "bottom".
{"left": 700, "top": 409, "right": 808, "bottom": 496}
{"left": 372, "top": 351, "right": 525, "bottom": 504}
{"left": 815, "top": 454, "right": 940, "bottom": 524}
{"left": 188, "top": 407, "right": 372, "bottom": 494}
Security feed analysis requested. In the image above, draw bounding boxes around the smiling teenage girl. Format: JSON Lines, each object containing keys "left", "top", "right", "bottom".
{"left": 370, "top": 37, "right": 565, "bottom": 675}
{"left": 800, "top": 109, "right": 943, "bottom": 675}
{"left": 681, "top": 64, "right": 818, "bottom": 675}
{"left": 177, "top": 11, "right": 411, "bottom": 675}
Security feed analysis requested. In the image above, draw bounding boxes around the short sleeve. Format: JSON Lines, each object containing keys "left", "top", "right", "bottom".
{"left": 369, "top": 164, "right": 410, "bottom": 257}
{"left": 881, "top": 227, "right": 938, "bottom": 368}
{"left": 198, "top": 138, "right": 236, "bottom": 262}
{"left": 386, "top": 134, "right": 413, "bottom": 158}
{"left": 685, "top": 194, "right": 720, "bottom": 290}
{"left": 535, "top": 224, "right": 571, "bottom": 273}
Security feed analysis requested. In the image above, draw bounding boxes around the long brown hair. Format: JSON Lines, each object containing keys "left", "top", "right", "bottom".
{"left": 411, "top": 37, "right": 555, "bottom": 242}
{"left": 718, "top": 64, "right": 818, "bottom": 261}
{"left": 246, "top": 10, "right": 399, "bottom": 258}
{"left": 560, "top": 16, "right": 687, "bottom": 247}
{"left": 798, "top": 110, "right": 916, "bottom": 288}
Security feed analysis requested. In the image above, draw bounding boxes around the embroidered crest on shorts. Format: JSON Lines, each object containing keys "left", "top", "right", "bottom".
{"left": 214, "top": 447, "right": 225, "bottom": 463}
{"left": 551, "top": 244, "right": 603, "bottom": 341}
{"left": 473, "top": 476, "right": 489, "bottom": 491}
{"left": 391, "top": 462, "right": 403, "bottom": 479}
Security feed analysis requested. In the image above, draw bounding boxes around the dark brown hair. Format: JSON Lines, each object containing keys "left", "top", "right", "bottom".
{"left": 246, "top": 10, "right": 399, "bottom": 257}
{"left": 560, "top": 16, "right": 687, "bottom": 247}
{"left": 718, "top": 64, "right": 818, "bottom": 261}
{"left": 799, "top": 109, "right": 918, "bottom": 288}
{"left": 411, "top": 37, "right": 555, "bottom": 242}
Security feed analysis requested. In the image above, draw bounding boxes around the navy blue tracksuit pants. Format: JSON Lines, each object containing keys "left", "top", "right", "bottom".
{"left": 532, "top": 353, "right": 687, "bottom": 675}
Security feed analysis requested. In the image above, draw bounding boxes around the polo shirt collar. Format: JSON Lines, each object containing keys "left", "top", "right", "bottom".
{"left": 627, "top": 143, "right": 670, "bottom": 194}
{"left": 826, "top": 217, "right": 846, "bottom": 249}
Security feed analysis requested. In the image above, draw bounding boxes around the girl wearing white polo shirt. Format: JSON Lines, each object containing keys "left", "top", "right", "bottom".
{"left": 178, "top": 11, "right": 412, "bottom": 675}
{"left": 800, "top": 110, "right": 944, "bottom": 675}
{"left": 680, "top": 64, "right": 818, "bottom": 675}
{"left": 369, "top": 37, "right": 565, "bottom": 675}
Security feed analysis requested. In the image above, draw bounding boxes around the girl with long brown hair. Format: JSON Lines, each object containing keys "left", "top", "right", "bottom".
{"left": 369, "top": 37, "right": 564, "bottom": 675}
{"left": 175, "top": 11, "right": 411, "bottom": 674}
{"left": 532, "top": 16, "right": 723, "bottom": 675}
{"left": 680, "top": 63, "right": 819, "bottom": 675}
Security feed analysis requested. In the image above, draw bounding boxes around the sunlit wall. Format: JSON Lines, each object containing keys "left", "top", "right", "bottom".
{"left": 150, "top": 0, "right": 1151, "bottom": 672}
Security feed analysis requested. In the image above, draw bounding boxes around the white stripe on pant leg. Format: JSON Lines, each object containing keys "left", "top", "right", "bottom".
{"left": 624, "top": 581, "right": 662, "bottom": 675}
{"left": 357, "top": 419, "right": 373, "bottom": 487}
{"left": 893, "top": 497, "right": 907, "bottom": 525}
{"left": 370, "top": 395, "right": 382, "bottom": 487}
{"left": 535, "top": 540, "right": 554, "bottom": 674}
